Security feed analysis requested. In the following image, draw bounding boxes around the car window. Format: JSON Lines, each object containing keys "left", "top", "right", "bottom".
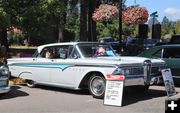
{"left": 152, "top": 49, "right": 162, "bottom": 58}
{"left": 40, "top": 45, "right": 73, "bottom": 59}
{"left": 78, "top": 43, "right": 116, "bottom": 57}
{"left": 69, "top": 48, "right": 80, "bottom": 59}
{"left": 163, "top": 48, "right": 180, "bottom": 58}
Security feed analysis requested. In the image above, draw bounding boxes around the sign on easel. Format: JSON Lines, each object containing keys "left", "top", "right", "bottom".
{"left": 161, "top": 68, "right": 176, "bottom": 97}
{"left": 104, "top": 74, "right": 125, "bottom": 106}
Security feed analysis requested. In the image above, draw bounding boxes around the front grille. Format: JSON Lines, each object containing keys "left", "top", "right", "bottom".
{"left": 123, "top": 67, "right": 144, "bottom": 75}
{"left": 151, "top": 66, "right": 162, "bottom": 76}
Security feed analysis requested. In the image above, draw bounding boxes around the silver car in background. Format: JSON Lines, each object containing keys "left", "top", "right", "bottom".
{"left": 0, "top": 58, "right": 10, "bottom": 95}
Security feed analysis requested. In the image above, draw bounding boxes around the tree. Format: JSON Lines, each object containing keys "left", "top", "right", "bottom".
{"left": 173, "top": 21, "right": 180, "bottom": 34}
{"left": 80, "top": 0, "right": 88, "bottom": 41}
{"left": 161, "top": 16, "right": 170, "bottom": 35}
{"left": 0, "top": 2, "right": 10, "bottom": 52}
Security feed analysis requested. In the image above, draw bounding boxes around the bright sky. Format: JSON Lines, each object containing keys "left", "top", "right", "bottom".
{"left": 125, "top": 0, "right": 180, "bottom": 22}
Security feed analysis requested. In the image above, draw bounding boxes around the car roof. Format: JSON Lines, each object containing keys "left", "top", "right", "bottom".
{"left": 172, "top": 34, "right": 180, "bottom": 36}
{"left": 37, "top": 42, "right": 106, "bottom": 52}
{"left": 158, "top": 44, "right": 180, "bottom": 48}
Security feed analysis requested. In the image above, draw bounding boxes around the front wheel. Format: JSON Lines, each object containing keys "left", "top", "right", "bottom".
{"left": 26, "top": 80, "right": 36, "bottom": 88}
{"left": 88, "top": 75, "right": 106, "bottom": 99}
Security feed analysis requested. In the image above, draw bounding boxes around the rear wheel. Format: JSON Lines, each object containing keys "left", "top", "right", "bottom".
{"left": 26, "top": 80, "right": 36, "bottom": 88}
{"left": 88, "top": 74, "right": 106, "bottom": 99}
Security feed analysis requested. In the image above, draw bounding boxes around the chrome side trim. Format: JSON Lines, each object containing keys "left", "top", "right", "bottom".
{"left": 143, "top": 60, "right": 151, "bottom": 84}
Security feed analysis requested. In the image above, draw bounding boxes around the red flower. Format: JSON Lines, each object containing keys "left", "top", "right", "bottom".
{"left": 122, "top": 6, "right": 149, "bottom": 24}
{"left": 92, "top": 4, "right": 119, "bottom": 22}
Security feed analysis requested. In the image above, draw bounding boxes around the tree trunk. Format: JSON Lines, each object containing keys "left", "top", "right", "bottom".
{"left": 0, "top": 28, "right": 9, "bottom": 53}
{"left": 80, "top": 0, "right": 88, "bottom": 41}
{"left": 58, "top": 26, "right": 64, "bottom": 42}
{"left": 88, "top": 0, "right": 97, "bottom": 42}
{"left": 57, "top": 0, "right": 67, "bottom": 42}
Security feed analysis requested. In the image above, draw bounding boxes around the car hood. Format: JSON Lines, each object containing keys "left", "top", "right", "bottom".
{"left": 78, "top": 56, "right": 165, "bottom": 67}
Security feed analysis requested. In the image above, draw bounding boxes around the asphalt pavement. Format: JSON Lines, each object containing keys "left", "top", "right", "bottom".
{"left": 0, "top": 84, "right": 180, "bottom": 113}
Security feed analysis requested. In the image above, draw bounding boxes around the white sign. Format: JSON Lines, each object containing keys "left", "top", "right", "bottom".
{"left": 104, "top": 75, "right": 124, "bottom": 106}
{"left": 161, "top": 68, "right": 176, "bottom": 97}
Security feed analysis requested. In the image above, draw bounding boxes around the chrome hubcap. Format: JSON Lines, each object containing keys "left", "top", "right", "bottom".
{"left": 90, "top": 76, "right": 105, "bottom": 96}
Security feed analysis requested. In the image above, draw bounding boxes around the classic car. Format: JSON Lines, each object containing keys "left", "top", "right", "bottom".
{"left": 138, "top": 44, "right": 180, "bottom": 84}
{"left": 0, "top": 58, "right": 10, "bottom": 95}
{"left": 8, "top": 42, "right": 165, "bottom": 98}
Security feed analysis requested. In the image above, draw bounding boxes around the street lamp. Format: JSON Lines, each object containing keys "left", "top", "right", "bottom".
{"left": 119, "top": 0, "right": 122, "bottom": 45}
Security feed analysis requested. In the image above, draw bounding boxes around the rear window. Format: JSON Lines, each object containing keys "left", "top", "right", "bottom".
{"left": 170, "top": 35, "right": 180, "bottom": 44}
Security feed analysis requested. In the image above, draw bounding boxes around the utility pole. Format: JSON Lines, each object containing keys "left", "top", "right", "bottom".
{"left": 119, "top": 0, "right": 122, "bottom": 45}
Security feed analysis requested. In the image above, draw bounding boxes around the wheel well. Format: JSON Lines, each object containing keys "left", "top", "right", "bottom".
{"left": 78, "top": 71, "right": 104, "bottom": 89}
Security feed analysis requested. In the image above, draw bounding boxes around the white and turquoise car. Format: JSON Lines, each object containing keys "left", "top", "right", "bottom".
{"left": 8, "top": 42, "right": 165, "bottom": 98}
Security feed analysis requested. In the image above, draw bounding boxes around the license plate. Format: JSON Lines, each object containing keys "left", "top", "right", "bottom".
{"left": 0, "top": 81, "right": 7, "bottom": 87}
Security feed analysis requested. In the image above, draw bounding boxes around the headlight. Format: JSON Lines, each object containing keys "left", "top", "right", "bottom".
{"left": 0, "top": 66, "right": 10, "bottom": 76}
{"left": 112, "top": 68, "right": 124, "bottom": 75}
{"left": 113, "top": 67, "right": 144, "bottom": 75}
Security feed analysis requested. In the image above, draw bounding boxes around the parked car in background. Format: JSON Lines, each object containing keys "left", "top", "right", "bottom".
{"left": 169, "top": 34, "right": 180, "bottom": 44}
{"left": 8, "top": 42, "right": 165, "bottom": 98}
{"left": 98, "top": 37, "right": 116, "bottom": 43}
{"left": 138, "top": 44, "right": 180, "bottom": 84}
{"left": 0, "top": 57, "right": 10, "bottom": 95}
{"left": 99, "top": 37, "right": 121, "bottom": 54}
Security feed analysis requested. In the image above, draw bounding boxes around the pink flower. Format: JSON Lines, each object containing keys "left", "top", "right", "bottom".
{"left": 122, "top": 6, "right": 149, "bottom": 24}
{"left": 92, "top": 4, "right": 119, "bottom": 22}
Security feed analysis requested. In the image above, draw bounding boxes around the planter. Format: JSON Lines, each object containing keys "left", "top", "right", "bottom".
{"left": 122, "top": 6, "right": 148, "bottom": 24}
{"left": 92, "top": 4, "right": 119, "bottom": 22}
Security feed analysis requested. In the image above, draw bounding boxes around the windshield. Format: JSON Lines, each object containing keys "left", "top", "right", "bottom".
{"left": 77, "top": 43, "right": 116, "bottom": 57}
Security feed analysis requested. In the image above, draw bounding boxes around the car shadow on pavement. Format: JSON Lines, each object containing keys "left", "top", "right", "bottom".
{"left": 122, "top": 86, "right": 169, "bottom": 106}
{"left": 0, "top": 85, "right": 29, "bottom": 100}
{"left": 35, "top": 85, "right": 90, "bottom": 96}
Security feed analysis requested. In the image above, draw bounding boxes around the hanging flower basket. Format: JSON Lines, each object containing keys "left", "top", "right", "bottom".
{"left": 122, "top": 6, "right": 148, "bottom": 24}
{"left": 92, "top": 4, "right": 119, "bottom": 22}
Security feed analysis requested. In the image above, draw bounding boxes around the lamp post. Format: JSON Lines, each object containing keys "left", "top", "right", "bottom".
{"left": 119, "top": 0, "right": 122, "bottom": 46}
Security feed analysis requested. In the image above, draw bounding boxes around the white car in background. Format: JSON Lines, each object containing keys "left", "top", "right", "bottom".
{"left": 8, "top": 42, "right": 165, "bottom": 98}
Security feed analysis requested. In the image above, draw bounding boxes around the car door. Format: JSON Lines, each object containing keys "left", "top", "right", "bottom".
{"left": 31, "top": 57, "right": 52, "bottom": 83}
{"left": 162, "top": 48, "right": 180, "bottom": 78}
{"left": 49, "top": 45, "right": 79, "bottom": 87}
{"left": 31, "top": 47, "right": 55, "bottom": 83}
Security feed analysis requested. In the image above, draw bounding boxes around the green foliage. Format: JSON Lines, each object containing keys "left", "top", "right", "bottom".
{"left": 0, "top": 8, "right": 10, "bottom": 28}
{"left": 161, "top": 16, "right": 180, "bottom": 37}
{"left": 96, "top": 20, "right": 119, "bottom": 39}
{"left": 173, "top": 21, "right": 180, "bottom": 34}
{"left": 2, "top": 0, "right": 180, "bottom": 46}
{"left": 96, "top": 19, "right": 138, "bottom": 40}
{"left": 161, "top": 16, "right": 171, "bottom": 35}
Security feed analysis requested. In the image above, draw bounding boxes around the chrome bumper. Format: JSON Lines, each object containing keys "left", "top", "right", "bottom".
{"left": 124, "top": 75, "right": 145, "bottom": 86}
{"left": 0, "top": 86, "right": 10, "bottom": 94}
{"left": 150, "top": 76, "right": 163, "bottom": 85}
{"left": 124, "top": 75, "right": 163, "bottom": 86}
{"left": 0, "top": 77, "right": 10, "bottom": 94}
